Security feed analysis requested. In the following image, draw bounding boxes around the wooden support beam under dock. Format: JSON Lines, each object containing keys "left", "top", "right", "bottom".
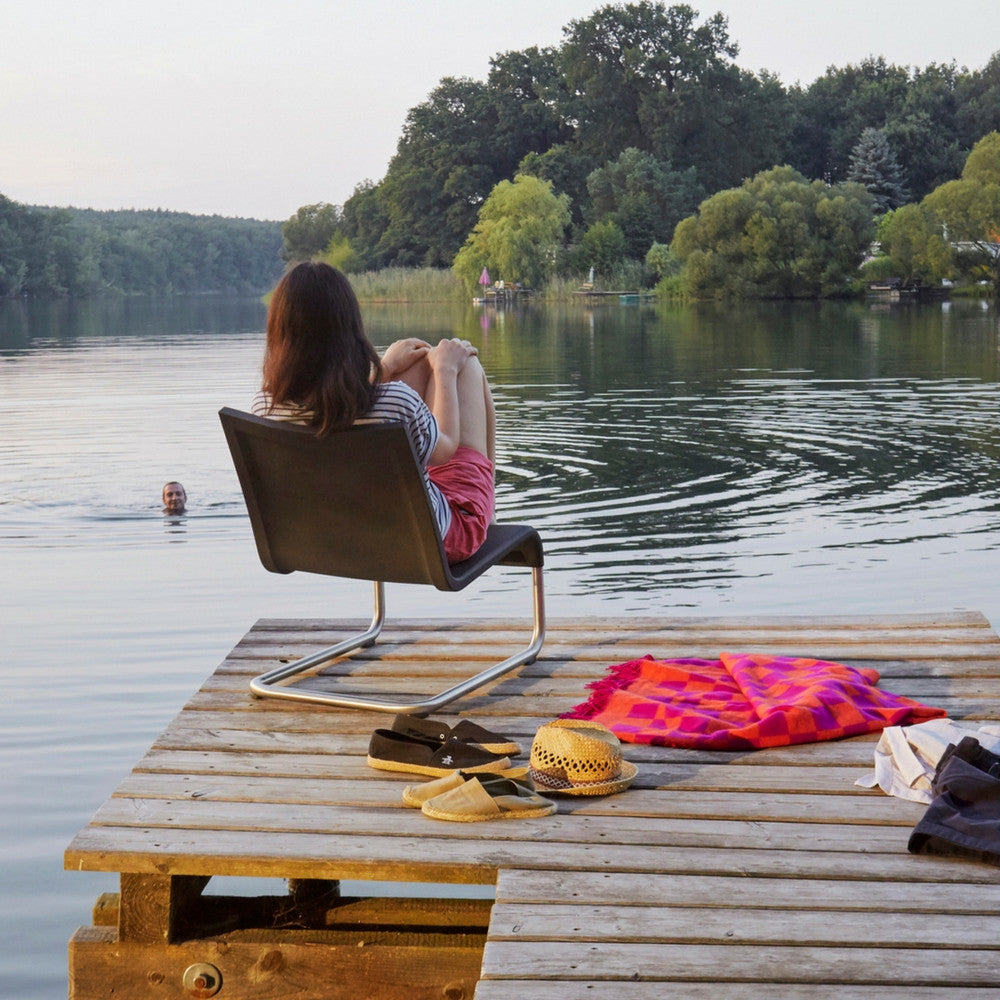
{"left": 66, "top": 613, "right": 1000, "bottom": 998}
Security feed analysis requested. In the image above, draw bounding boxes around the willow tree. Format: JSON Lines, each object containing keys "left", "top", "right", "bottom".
{"left": 453, "top": 175, "right": 570, "bottom": 291}
{"left": 876, "top": 204, "right": 952, "bottom": 286}
{"left": 923, "top": 131, "right": 1000, "bottom": 293}
{"left": 670, "top": 165, "right": 875, "bottom": 298}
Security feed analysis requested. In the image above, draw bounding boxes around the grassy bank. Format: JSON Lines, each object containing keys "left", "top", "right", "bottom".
{"left": 348, "top": 269, "right": 657, "bottom": 303}
{"left": 348, "top": 268, "right": 466, "bottom": 303}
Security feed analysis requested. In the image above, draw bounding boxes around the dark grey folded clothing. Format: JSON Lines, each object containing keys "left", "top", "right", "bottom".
{"left": 908, "top": 737, "right": 1000, "bottom": 866}
{"left": 936, "top": 734, "right": 1000, "bottom": 778}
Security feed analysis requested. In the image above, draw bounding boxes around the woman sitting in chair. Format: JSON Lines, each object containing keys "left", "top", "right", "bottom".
{"left": 252, "top": 261, "right": 496, "bottom": 563}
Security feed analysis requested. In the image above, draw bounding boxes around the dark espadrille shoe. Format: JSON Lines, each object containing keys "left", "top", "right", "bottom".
{"left": 367, "top": 729, "right": 512, "bottom": 777}
{"left": 390, "top": 714, "right": 523, "bottom": 757}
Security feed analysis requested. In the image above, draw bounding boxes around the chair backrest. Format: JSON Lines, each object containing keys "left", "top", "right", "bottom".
{"left": 220, "top": 407, "right": 454, "bottom": 589}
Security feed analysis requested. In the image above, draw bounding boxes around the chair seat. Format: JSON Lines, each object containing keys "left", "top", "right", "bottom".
{"left": 446, "top": 522, "right": 543, "bottom": 589}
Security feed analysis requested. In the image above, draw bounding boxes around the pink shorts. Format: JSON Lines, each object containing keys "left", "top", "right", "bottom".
{"left": 428, "top": 446, "right": 495, "bottom": 563}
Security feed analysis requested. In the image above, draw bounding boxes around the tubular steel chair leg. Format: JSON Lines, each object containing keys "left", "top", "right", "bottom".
{"left": 248, "top": 569, "right": 545, "bottom": 715}
{"left": 249, "top": 581, "right": 385, "bottom": 698}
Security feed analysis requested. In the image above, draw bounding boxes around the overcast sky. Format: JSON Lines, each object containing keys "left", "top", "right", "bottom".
{"left": 2, "top": 0, "right": 997, "bottom": 221}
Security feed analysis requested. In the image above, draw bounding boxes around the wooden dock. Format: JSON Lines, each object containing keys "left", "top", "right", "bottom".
{"left": 66, "top": 612, "right": 1000, "bottom": 998}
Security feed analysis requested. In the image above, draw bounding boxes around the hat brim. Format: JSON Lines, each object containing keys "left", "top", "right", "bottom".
{"left": 529, "top": 758, "right": 638, "bottom": 796}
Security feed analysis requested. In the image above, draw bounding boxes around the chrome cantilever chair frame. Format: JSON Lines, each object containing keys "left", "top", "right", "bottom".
{"left": 219, "top": 407, "right": 545, "bottom": 715}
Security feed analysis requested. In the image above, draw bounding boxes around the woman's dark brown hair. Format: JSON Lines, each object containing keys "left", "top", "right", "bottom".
{"left": 262, "top": 262, "right": 381, "bottom": 435}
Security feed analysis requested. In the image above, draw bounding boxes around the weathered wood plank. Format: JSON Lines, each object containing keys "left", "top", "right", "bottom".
{"left": 153, "top": 716, "right": 996, "bottom": 768}
{"left": 196, "top": 668, "right": 1000, "bottom": 700}
{"left": 214, "top": 654, "right": 1000, "bottom": 686}
{"left": 474, "top": 985, "right": 1000, "bottom": 1000}
{"left": 88, "top": 796, "right": 918, "bottom": 853}
{"left": 478, "top": 941, "right": 1000, "bottom": 985}
{"left": 151, "top": 722, "right": 886, "bottom": 762}
{"left": 70, "top": 925, "right": 485, "bottom": 1000}
{"left": 493, "top": 868, "right": 1000, "bottom": 913}
{"left": 247, "top": 611, "right": 994, "bottom": 631}
{"left": 219, "top": 635, "right": 1000, "bottom": 662}
{"left": 486, "top": 902, "right": 1000, "bottom": 947}
{"left": 178, "top": 687, "right": 994, "bottom": 720}
{"left": 218, "top": 640, "right": 1000, "bottom": 668}
{"left": 132, "top": 748, "right": 894, "bottom": 796}
{"left": 107, "top": 771, "right": 926, "bottom": 826}
{"left": 65, "top": 825, "right": 1000, "bottom": 885}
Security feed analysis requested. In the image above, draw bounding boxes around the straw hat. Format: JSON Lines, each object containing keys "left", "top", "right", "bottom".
{"left": 528, "top": 719, "right": 637, "bottom": 796}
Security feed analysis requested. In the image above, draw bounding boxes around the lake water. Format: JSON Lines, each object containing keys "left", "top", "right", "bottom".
{"left": 2, "top": 293, "right": 999, "bottom": 997}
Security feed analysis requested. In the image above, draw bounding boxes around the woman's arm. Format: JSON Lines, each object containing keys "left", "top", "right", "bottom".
{"left": 379, "top": 338, "right": 431, "bottom": 382}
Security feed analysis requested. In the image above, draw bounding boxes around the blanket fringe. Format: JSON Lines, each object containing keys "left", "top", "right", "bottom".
{"left": 561, "top": 657, "right": 648, "bottom": 720}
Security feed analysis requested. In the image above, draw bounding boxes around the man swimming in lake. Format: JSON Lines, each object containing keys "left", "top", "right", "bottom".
{"left": 162, "top": 481, "right": 187, "bottom": 514}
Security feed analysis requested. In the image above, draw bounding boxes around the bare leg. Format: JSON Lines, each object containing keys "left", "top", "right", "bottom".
{"left": 391, "top": 354, "right": 431, "bottom": 398}
{"left": 424, "top": 356, "right": 491, "bottom": 458}
{"left": 482, "top": 367, "right": 496, "bottom": 467}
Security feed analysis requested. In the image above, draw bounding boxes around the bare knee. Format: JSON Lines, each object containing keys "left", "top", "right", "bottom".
{"left": 393, "top": 354, "right": 432, "bottom": 397}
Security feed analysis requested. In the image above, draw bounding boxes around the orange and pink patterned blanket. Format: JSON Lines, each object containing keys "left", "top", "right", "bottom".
{"left": 563, "top": 652, "right": 946, "bottom": 750}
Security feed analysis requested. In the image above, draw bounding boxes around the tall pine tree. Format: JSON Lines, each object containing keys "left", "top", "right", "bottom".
{"left": 847, "top": 127, "right": 909, "bottom": 213}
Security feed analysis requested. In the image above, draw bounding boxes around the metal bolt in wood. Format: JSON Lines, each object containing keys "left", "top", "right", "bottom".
{"left": 182, "top": 962, "right": 222, "bottom": 998}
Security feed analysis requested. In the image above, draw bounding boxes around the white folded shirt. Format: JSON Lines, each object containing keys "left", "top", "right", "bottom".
{"left": 855, "top": 718, "right": 1000, "bottom": 802}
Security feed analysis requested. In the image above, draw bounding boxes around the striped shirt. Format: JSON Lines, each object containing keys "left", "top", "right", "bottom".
{"left": 250, "top": 383, "right": 451, "bottom": 537}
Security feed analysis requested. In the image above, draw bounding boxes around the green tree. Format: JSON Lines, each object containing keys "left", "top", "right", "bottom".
{"left": 518, "top": 144, "right": 598, "bottom": 227}
{"left": 453, "top": 174, "right": 570, "bottom": 290}
{"left": 558, "top": 2, "right": 738, "bottom": 158}
{"left": 956, "top": 53, "right": 1000, "bottom": 153}
{"left": 0, "top": 194, "right": 30, "bottom": 296}
{"left": 670, "top": 165, "right": 875, "bottom": 299}
{"left": 281, "top": 203, "right": 342, "bottom": 262}
{"left": 341, "top": 181, "right": 390, "bottom": 271}
{"left": 883, "top": 62, "right": 965, "bottom": 197}
{"left": 579, "top": 218, "right": 627, "bottom": 274}
{"left": 645, "top": 241, "right": 676, "bottom": 278}
{"left": 644, "top": 63, "right": 791, "bottom": 193}
{"left": 876, "top": 204, "right": 952, "bottom": 285}
{"left": 585, "top": 147, "right": 704, "bottom": 258}
{"left": 923, "top": 131, "right": 1000, "bottom": 293}
{"left": 847, "top": 127, "right": 908, "bottom": 212}
{"left": 487, "top": 46, "right": 572, "bottom": 164}
{"left": 321, "top": 234, "right": 361, "bottom": 273}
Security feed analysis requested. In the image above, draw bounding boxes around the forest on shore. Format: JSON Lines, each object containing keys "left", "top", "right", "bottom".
{"left": 0, "top": 198, "right": 283, "bottom": 298}
{"left": 4, "top": 2, "right": 999, "bottom": 300}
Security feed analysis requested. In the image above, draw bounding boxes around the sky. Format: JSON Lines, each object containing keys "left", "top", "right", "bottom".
{"left": 2, "top": 0, "right": 997, "bottom": 222}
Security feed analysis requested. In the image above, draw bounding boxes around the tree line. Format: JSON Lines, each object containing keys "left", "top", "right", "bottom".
{"left": 0, "top": 196, "right": 283, "bottom": 298}
{"left": 282, "top": 2, "right": 1000, "bottom": 297}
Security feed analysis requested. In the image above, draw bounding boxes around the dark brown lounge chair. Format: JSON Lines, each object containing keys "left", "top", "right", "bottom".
{"left": 219, "top": 407, "right": 545, "bottom": 714}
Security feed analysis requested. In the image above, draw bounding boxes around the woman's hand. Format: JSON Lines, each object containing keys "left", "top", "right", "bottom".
{"left": 380, "top": 338, "right": 431, "bottom": 381}
{"left": 428, "top": 337, "right": 477, "bottom": 375}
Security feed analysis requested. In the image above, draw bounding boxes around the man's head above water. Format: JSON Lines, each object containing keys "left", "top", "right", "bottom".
{"left": 162, "top": 481, "right": 187, "bottom": 514}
